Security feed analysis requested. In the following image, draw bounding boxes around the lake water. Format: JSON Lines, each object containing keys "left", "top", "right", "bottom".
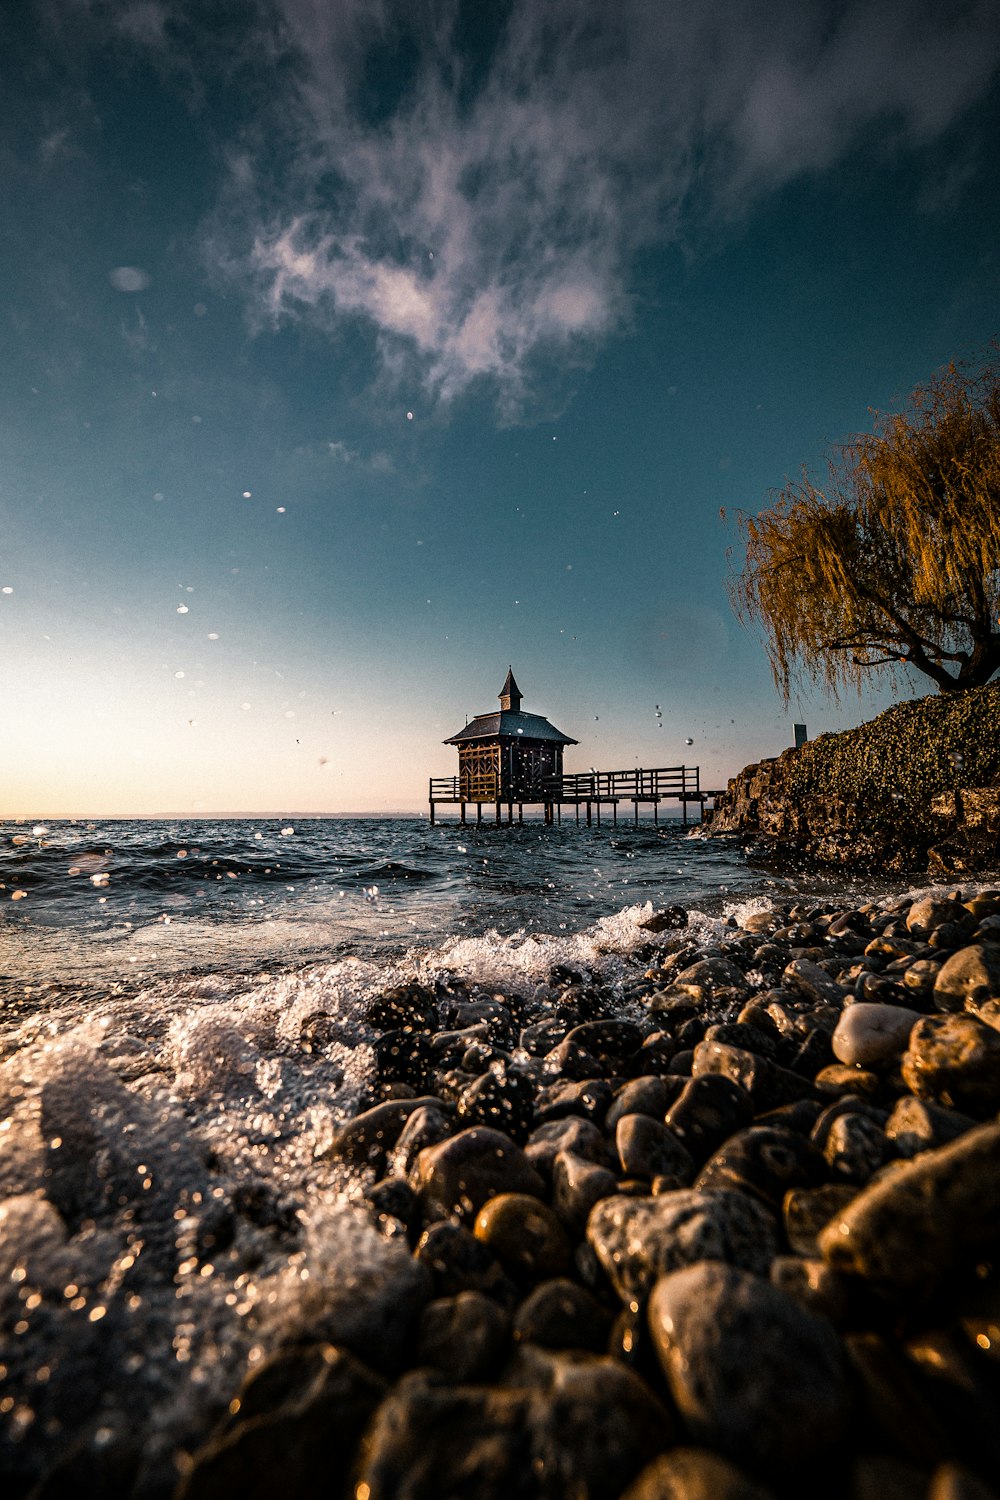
{"left": 0, "top": 815, "right": 890, "bottom": 1006}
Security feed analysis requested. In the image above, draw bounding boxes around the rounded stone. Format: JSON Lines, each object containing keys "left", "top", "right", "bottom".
{"left": 664, "top": 1073, "right": 754, "bottom": 1164}
{"left": 884, "top": 1095, "right": 976, "bottom": 1158}
{"left": 474, "top": 1192, "right": 572, "bottom": 1280}
{"left": 814, "top": 1063, "right": 881, "bottom": 1098}
{"left": 672, "top": 956, "right": 751, "bottom": 999}
{"left": 365, "top": 984, "right": 439, "bottom": 1033}
{"left": 413, "top": 1220, "right": 514, "bottom": 1304}
{"left": 512, "top": 1277, "right": 613, "bottom": 1353}
{"left": 831, "top": 1002, "right": 920, "bottom": 1067}
{"left": 821, "top": 1110, "right": 891, "bottom": 1184}
{"left": 901, "top": 1013, "right": 1000, "bottom": 1116}
{"left": 647, "top": 1262, "right": 851, "bottom": 1477}
{"left": 933, "top": 944, "right": 1000, "bottom": 1014}
{"left": 551, "top": 1149, "right": 618, "bottom": 1235}
{"left": 524, "top": 1116, "right": 611, "bottom": 1179}
{"left": 413, "top": 1126, "right": 544, "bottom": 1221}
{"left": 416, "top": 1291, "right": 510, "bottom": 1380}
{"left": 606, "top": 1075, "right": 676, "bottom": 1130}
{"left": 615, "top": 1113, "right": 694, "bottom": 1182}
{"left": 906, "top": 897, "right": 973, "bottom": 941}
{"left": 455, "top": 1062, "right": 535, "bottom": 1142}
{"left": 818, "top": 1119, "right": 1000, "bottom": 1297}
{"left": 325, "top": 1096, "right": 444, "bottom": 1170}
{"left": 693, "top": 1126, "right": 823, "bottom": 1209}
{"left": 587, "top": 1188, "right": 777, "bottom": 1303}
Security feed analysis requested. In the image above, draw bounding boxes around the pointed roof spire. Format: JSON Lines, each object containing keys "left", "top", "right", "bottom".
{"left": 499, "top": 666, "right": 522, "bottom": 713}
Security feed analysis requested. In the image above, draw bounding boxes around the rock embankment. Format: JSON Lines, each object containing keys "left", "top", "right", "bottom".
{"left": 151, "top": 889, "right": 1000, "bottom": 1500}
{"left": 706, "top": 683, "right": 1000, "bottom": 873}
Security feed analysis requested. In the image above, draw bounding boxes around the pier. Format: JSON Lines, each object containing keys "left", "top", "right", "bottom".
{"left": 432, "top": 669, "right": 723, "bottom": 827}
{"left": 428, "top": 763, "right": 723, "bottom": 826}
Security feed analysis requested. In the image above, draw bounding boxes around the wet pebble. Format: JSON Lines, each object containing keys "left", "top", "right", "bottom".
{"left": 819, "top": 1119, "right": 1000, "bottom": 1297}
{"left": 615, "top": 1113, "right": 694, "bottom": 1182}
{"left": 647, "top": 1262, "right": 852, "bottom": 1477}
{"left": 416, "top": 1291, "right": 509, "bottom": 1381}
{"left": 901, "top": 1013, "right": 1000, "bottom": 1116}
{"left": 587, "top": 1188, "right": 777, "bottom": 1302}
{"left": 831, "top": 1002, "right": 920, "bottom": 1067}
{"left": 473, "top": 1192, "right": 572, "bottom": 1281}
{"left": 413, "top": 1126, "right": 544, "bottom": 1221}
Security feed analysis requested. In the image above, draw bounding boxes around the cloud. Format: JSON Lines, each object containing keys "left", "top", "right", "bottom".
{"left": 81, "top": 1, "right": 1000, "bottom": 410}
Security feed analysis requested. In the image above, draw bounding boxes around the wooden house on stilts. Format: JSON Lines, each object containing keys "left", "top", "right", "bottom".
{"left": 440, "top": 668, "right": 577, "bottom": 821}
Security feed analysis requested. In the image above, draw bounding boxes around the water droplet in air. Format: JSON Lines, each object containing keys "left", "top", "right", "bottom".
{"left": 241, "top": 702, "right": 251, "bottom": 711}
{"left": 174, "top": 671, "right": 185, "bottom": 679}
{"left": 2, "top": 587, "right": 13, "bottom": 595}
{"left": 109, "top": 266, "right": 150, "bottom": 292}
{"left": 276, "top": 507, "right": 286, "bottom": 513}
{"left": 406, "top": 411, "right": 414, "bottom": 420}
{"left": 242, "top": 490, "right": 252, "bottom": 499}
{"left": 176, "top": 605, "right": 189, "bottom": 614}
{"left": 280, "top": 826, "right": 294, "bottom": 836}
{"left": 685, "top": 737, "right": 694, "bottom": 746}
{"left": 207, "top": 632, "right": 219, "bottom": 640}
{"left": 11, "top": 890, "right": 26, "bottom": 901}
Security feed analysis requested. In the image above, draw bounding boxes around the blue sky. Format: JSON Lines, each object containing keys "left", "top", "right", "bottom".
{"left": 2, "top": 0, "right": 999, "bottom": 815}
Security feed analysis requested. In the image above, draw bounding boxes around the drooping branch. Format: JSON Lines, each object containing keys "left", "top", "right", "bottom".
{"left": 728, "top": 353, "right": 1000, "bottom": 700}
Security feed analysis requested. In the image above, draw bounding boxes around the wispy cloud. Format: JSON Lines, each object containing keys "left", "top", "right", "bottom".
{"left": 63, "top": 0, "right": 1000, "bottom": 412}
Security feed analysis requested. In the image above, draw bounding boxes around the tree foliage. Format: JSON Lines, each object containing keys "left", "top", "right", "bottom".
{"left": 729, "top": 357, "right": 1000, "bottom": 700}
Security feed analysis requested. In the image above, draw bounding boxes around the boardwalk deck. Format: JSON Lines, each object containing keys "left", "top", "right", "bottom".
{"left": 428, "top": 764, "right": 724, "bottom": 826}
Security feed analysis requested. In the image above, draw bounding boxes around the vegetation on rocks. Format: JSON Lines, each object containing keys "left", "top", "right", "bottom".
{"left": 708, "top": 684, "right": 1000, "bottom": 872}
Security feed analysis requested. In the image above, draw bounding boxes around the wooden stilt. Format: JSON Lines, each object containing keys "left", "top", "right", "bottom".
{"left": 477, "top": 803, "right": 482, "bottom": 824}
{"left": 518, "top": 803, "right": 523, "bottom": 824}
{"left": 495, "top": 801, "right": 502, "bottom": 825}
{"left": 460, "top": 802, "right": 466, "bottom": 825}
{"left": 586, "top": 802, "right": 592, "bottom": 826}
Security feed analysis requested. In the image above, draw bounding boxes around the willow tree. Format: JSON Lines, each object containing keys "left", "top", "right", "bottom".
{"left": 729, "top": 358, "right": 1000, "bottom": 701}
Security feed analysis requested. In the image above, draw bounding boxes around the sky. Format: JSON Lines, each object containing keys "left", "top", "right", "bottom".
{"left": 2, "top": 0, "right": 1000, "bottom": 817}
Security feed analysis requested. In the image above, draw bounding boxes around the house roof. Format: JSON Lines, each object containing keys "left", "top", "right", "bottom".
{"left": 444, "top": 710, "right": 578, "bottom": 746}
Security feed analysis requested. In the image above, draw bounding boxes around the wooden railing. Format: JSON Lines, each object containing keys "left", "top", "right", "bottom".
{"left": 429, "top": 765, "right": 703, "bottom": 803}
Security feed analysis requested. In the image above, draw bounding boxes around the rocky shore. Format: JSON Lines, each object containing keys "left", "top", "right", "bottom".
{"left": 7, "top": 888, "right": 1000, "bottom": 1498}
{"left": 706, "top": 684, "right": 1000, "bottom": 873}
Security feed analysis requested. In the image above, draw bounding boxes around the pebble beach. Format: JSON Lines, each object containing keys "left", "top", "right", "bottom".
{"left": 4, "top": 869, "right": 1000, "bottom": 1499}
